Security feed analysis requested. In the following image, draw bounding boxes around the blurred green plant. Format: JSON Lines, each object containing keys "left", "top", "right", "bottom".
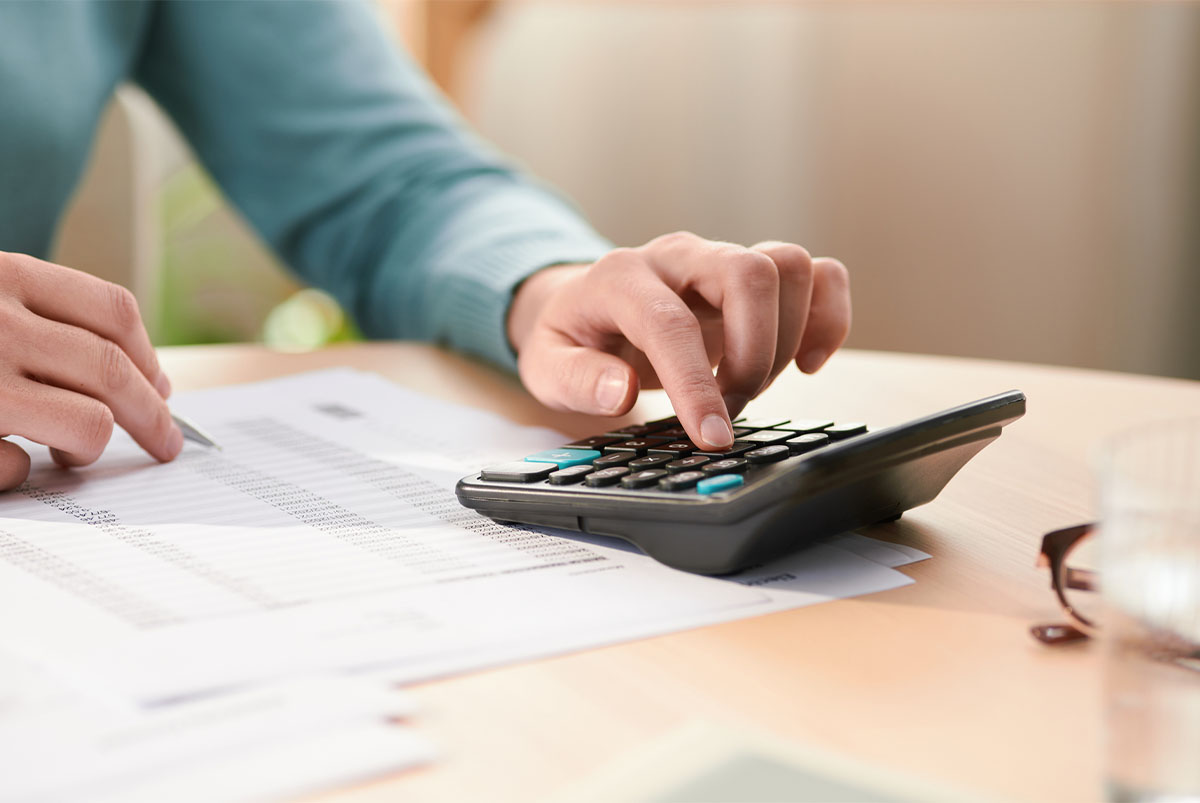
{"left": 155, "top": 162, "right": 361, "bottom": 350}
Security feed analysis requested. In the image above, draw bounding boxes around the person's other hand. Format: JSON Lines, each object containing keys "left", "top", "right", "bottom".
{"left": 507, "top": 232, "right": 851, "bottom": 450}
{"left": 0, "top": 252, "right": 182, "bottom": 491}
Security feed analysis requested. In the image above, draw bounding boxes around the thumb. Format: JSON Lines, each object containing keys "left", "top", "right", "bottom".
{"left": 518, "top": 329, "right": 639, "bottom": 416}
{"left": 0, "top": 439, "right": 32, "bottom": 492}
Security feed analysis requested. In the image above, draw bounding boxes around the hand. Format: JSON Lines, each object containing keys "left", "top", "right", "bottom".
{"left": 507, "top": 232, "right": 851, "bottom": 450}
{"left": 0, "top": 252, "right": 182, "bottom": 491}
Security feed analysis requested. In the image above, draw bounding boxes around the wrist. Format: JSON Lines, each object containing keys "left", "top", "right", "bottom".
{"left": 506, "top": 263, "right": 588, "bottom": 356}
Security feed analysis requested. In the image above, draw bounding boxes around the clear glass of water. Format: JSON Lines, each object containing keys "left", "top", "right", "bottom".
{"left": 1098, "top": 420, "right": 1200, "bottom": 802}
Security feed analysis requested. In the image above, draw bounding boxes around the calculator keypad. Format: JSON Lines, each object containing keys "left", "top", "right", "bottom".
{"left": 480, "top": 415, "right": 865, "bottom": 497}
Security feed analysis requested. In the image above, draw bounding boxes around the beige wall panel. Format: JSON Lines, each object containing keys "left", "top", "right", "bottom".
{"left": 465, "top": 2, "right": 1200, "bottom": 379}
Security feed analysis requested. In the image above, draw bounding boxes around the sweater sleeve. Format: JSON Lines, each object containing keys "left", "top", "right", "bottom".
{"left": 131, "top": 0, "right": 612, "bottom": 370}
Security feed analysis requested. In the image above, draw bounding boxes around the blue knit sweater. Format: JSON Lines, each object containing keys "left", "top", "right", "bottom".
{"left": 0, "top": 0, "right": 612, "bottom": 369}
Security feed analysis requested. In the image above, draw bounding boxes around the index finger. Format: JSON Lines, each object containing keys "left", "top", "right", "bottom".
{"left": 590, "top": 256, "right": 734, "bottom": 449}
{"left": 5, "top": 253, "right": 170, "bottom": 398}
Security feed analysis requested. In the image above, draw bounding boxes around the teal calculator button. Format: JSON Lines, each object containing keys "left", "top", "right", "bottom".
{"left": 696, "top": 474, "right": 745, "bottom": 495}
{"left": 524, "top": 449, "right": 601, "bottom": 468}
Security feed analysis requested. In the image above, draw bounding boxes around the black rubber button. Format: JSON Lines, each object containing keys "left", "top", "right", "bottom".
{"left": 654, "top": 426, "right": 690, "bottom": 439}
{"left": 548, "top": 465, "right": 595, "bottom": 485}
{"left": 621, "top": 469, "right": 669, "bottom": 489}
{"left": 629, "top": 454, "right": 673, "bottom": 470}
{"left": 825, "top": 422, "right": 868, "bottom": 440}
{"left": 787, "top": 432, "right": 830, "bottom": 455}
{"left": 566, "top": 436, "right": 623, "bottom": 450}
{"left": 779, "top": 419, "right": 834, "bottom": 433}
{"left": 744, "top": 444, "right": 790, "bottom": 464}
{"left": 666, "top": 455, "right": 710, "bottom": 473}
{"left": 658, "top": 470, "right": 706, "bottom": 491}
{"left": 735, "top": 429, "right": 794, "bottom": 446}
{"left": 701, "top": 457, "right": 748, "bottom": 474}
{"left": 605, "top": 437, "right": 672, "bottom": 454}
{"left": 592, "top": 452, "right": 636, "bottom": 468}
{"left": 693, "top": 443, "right": 753, "bottom": 459}
{"left": 648, "top": 441, "right": 698, "bottom": 455}
{"left": 585, "top": 466, "right": 631, "bottom": 487}
{"left": 736, "top": 417, "right": 790, "bottom": 429}
{"left": 604, "top": 424, "right": 659, "bottom": 438}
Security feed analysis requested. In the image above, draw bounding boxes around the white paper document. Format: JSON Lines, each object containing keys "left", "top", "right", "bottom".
{"left": 0, "top": 647, "right": 431, "bottom": 803}
{"left": 0, "top": 369, "right": 927, "bottom": 705}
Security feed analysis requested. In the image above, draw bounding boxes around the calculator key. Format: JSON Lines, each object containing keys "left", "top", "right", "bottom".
{"left": 736, "top": 417, "right": 790, "bottom": 429}
{"left": 524, "top": 449, "right": 601, "bottom": 468}
{"left": 744, "top": 444, "right": 790, "bottom": 464}
{"left": 481, "top": 462, "right": 556, "bottom": 482}
{"left": 693, "top": 442, "right": 753, "bottom": 459}
{"left": 585, "top": 467, "right": 631, "bottom": 487}
{"left": 787, "top": 432, "right": 830, "bottom": 454}
{"left": 565, "top": 436, "right": 623, "bottom": 450}
{"left": 621, "top": 469, "right": 669, "bottom": 489}
{"left": 778, "top": 419, "right": 834, "bottom": 433}
{"left": 629, "top": 454, "right": 673, "bottom": 470}
{"left": 731, "top": 427, "right": 756, "bottom": 438}
{"left": 592, "top": 452, "right": 636, "bottom": 468}
{"left": 642, "top": 415, "right": 681, "bottom": 430}
{"left": 825, "top": 422, "right": 868, "bottom": 440}
{"left": 734, "top": 429, "right": 794, "bottom": 446}
{"left": 604, "top": 424, "right": 659, "bottom": 438}
{"left": 654, "top": 426, "right": 690, "bottom": 439}
{"left": 696, "top": 474, "right": 745, "bottom": 495}
{"left": 658, "top": 470, "right": 706, "bottom": 492}
{"left": 647, "top": 441, "right": 698, "bottom": 455}
{"left": 547, "top": 465, "right": 595, "bottom": 485}
{"left": 666, "top": 455, "right": 710, "bottom": 473}
{"left": 606, "top": 437, "right": 672, "bottom": 454}
{"left": 701, "top": 457, "right": 748, "bottom": 474}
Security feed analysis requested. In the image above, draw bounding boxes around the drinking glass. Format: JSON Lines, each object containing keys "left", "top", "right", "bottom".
{"left": 1098, "top": 420, "right": 1200, "bottom": 802}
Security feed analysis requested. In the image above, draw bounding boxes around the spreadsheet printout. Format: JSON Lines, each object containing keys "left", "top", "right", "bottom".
{"left": 0, "top": 370, "right": 924, "bottom": 703}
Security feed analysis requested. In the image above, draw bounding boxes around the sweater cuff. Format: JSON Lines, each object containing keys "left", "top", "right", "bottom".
{"left": 441, "top": 234, "right": 613, "bottom": 372}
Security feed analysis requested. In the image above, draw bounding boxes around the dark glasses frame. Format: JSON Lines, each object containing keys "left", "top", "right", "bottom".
{"left": 1031, "top": 522, "right": 1098, "bottom": 645}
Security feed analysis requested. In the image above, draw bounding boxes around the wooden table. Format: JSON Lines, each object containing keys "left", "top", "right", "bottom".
{"left": 162, "top": 343, "right": 1200, "bottom": 802}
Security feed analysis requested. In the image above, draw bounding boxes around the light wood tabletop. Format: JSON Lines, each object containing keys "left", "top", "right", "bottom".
{"left": 160, "top": 343, "right": 1200, "bottom": 803}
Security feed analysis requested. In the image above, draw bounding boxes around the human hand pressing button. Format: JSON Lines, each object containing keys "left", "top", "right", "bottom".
{"left": 506, "top": 231, "right": 851, "bottom": 451}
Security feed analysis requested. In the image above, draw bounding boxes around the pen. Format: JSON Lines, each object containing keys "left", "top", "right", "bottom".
{"left": 171, "top": 413, "right": 222, "bottom": 451}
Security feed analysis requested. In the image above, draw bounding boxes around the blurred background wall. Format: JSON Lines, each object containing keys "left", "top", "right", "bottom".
{"left": 52, "top": 1, "right": 1200, "bottom": 379}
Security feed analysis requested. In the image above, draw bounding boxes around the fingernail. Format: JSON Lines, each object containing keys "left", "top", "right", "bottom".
{"left": 595, "top": 368, "right": 627, "bottom": 414}
{"left": 723, "top": 394, "right": 749, "bottom": 419}
{"left": 700, "top": 414, "right": 733, "bottom": 449}
{"left": 155, "top": 371, "right": 172, "bottom": 399}
{"left": 800, "top": 349, "right": 829, "bottom": 374}
{"left": 166, "top": 424, "right": 184, "bottom": 460}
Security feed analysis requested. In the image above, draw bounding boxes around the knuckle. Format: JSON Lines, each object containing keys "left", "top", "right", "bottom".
{"left": 724, "top": 251, "right": 779, "bottom": 294}
{"left": 590, "top": 248, "right": 641, "bottom": 280}
{"left": 644, "top": 298, "right": 699, "bottom": 334}
{"left": 648, "top": 230, "right": 702, "bottom": 253}
{"left": 0, "top": 253, "right": 31, "bottom": 301}
{"left": 98, "top": 339, "right": 132, "bottom": 393}
{"left": 107, "top": 283, "right": 141, "bottom": 332}
{"left": 773, "top": 245, "right": 814, "bottom": 282}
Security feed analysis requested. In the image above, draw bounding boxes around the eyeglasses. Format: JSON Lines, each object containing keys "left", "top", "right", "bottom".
{"left": 1032, "top": 522, "right": 1099, "bottom": 646}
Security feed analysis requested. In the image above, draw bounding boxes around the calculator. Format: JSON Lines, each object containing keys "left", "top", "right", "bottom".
{"left": 455, "top": 390, "right": 1026, "bottom": 574}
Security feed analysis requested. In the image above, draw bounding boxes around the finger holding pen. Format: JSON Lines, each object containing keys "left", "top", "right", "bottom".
{"left": 0, "top": 251, "right": 182, "bottom": 491}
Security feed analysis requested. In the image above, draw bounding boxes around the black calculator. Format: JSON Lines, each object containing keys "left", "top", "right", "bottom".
{"left": 456, "top": 391, "right": 1026, "bottom": 574}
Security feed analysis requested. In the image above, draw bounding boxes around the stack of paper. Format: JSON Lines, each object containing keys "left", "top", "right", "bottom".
{"left": 0, "top": 369, "right": 928, "bottom": 800}
{"left": 0, "top": 647, "right": 431, "bottom": 802}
